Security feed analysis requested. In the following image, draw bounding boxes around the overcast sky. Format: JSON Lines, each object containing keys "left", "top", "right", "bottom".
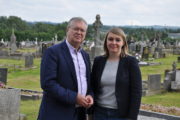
{"left": 0, "top": 0, "right": 180, "bottom": 26}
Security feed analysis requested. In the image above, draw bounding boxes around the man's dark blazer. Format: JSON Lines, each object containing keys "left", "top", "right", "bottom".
{"left": 91, "top": 55, "right": 142, "bottom": 120}
{"left": 38, "top": 41, "right": 92, "bottom": 120}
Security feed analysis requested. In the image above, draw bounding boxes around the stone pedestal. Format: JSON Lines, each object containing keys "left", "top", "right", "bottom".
{"left": 0, "top": 89, "right": 21, "bottom": 120}
{"left": 90, "top": 46, "right": 104, "bottom": 60}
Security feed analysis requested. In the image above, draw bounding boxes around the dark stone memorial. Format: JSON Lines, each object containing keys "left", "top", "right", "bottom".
{"left": 0, "top": 68, "right": 8, "bottom": 85}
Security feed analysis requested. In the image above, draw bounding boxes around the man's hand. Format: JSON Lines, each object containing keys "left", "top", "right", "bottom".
{"left": 85, "top": 95, "right": 94, "bottom": 108}
{"left": 76, "top": 94, "right": 89, "bottom": 107}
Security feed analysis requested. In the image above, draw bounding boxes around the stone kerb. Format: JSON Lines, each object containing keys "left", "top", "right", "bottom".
{"left": 0, "top": 88, "right": 21, "bottom": 120}
{"left": 139, "top": 109, "right": 180, "bottom": 120}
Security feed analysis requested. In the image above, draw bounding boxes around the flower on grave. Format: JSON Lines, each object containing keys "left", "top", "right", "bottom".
{"left": 0, "top": 82, "right": 6, "bottom": 89}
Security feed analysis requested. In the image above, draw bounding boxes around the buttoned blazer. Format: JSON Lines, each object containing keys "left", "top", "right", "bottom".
{"left": 91, "top": 55, "right": 142, "bottom": 120}
{"left": 38, "top": 40, "right": 92, "bottom": 120}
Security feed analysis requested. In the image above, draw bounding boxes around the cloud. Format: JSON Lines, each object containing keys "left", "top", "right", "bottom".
{"left": 0, "top": 0, "right": 179, "bottom": 26}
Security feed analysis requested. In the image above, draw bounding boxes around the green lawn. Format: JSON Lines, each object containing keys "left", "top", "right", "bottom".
{"left": 0, "top": 54, "right": 180, "bottom": 119}
{"left": 140, "top": 54, "right": 180, "bottom": 81}
{"left": 20, "top": 100, "right": 41, "bottom": 120}
{"left": 142, "top": 92, "right": 180, "bottom": 108}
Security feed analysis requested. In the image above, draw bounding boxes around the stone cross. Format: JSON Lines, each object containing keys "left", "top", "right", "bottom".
{"left": 93, "top": 14, "right": 103, "bottom": 46}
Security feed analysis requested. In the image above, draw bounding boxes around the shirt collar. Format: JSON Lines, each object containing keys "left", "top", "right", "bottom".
{"left": 66, "top": 40, "right": 82, "bottom": 53}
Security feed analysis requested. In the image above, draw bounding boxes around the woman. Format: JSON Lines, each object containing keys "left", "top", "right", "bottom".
{"left": 91, "top": 28, "right": 142, "bottom": 120}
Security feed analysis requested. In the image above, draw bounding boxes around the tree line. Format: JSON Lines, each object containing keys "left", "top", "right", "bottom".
{"left": 0, "top": 16, "right": 179, "bottom": 43}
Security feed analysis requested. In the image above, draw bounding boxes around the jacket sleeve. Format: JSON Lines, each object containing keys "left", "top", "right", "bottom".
{"left": 128, "top": 57, "right": 142, "bottom": 120}
{"left": 87, "top": 56, "right": 99, "bottom": 114}
{"left": 40, "top": 48, "right": 77, "bottom": 105}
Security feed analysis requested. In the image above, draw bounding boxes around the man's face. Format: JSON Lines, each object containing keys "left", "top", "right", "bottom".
{"left": 67, "top": 21, "right": 87, "bottom": 48}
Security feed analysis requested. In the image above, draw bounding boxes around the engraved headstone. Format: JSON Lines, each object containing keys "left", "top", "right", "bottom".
{"left": 148, "top": 74, "right": 161, "bottom": 91}
{"left": 0, "top": 89, "right": 21, "bottom": 120}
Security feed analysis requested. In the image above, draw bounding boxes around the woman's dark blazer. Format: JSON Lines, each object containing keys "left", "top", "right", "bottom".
{"left": 91, "top": 55, "right": 142, "bottom": 120}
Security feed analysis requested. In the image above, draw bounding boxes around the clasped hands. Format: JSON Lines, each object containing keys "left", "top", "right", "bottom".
{"left": 76, "top": 94, "right": 94, "bottom": 108}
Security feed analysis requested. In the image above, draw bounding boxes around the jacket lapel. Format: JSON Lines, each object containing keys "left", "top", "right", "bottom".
{"left": 61, "top": 41, "right": 78, "bottom": 89}
{"left": 98, "top": 56, "right": 107, "bottom": 84}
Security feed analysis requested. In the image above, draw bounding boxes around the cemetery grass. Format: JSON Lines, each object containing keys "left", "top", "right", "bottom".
{"left": 0, "top": 58, "right": 41, "bottom": 91}
{"left": 142, "top": 92, "right": 180, "bottom": 108}
{"left": 20, "top": 100, "right": 41, "bottom": 120}
{"left": 17, "top": 48, "right": 37, "bottom": 53}
{"left": 1, "top": 54, "right": 180, "bottom": 119}
{"left": 140, "top": 54, "right": 180, "bottom": 81}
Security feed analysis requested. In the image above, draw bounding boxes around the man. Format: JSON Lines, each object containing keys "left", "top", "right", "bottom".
{"left": 37, "top": 17, "right": 93, "bottom": 120}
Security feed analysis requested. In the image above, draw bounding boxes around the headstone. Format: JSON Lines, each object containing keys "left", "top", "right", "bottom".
{"left": 177, "top": 56, "right": 180, "bottom": 63}
{"left": 148, "top": 74, "right": 161, "bottom": 91}
{"left": 25, "top": 54, "right": 34, "bottom": 68}
{"left": 164, "top": 71, "right": 174, "bottom": 91}
{"left": 0, "top": 89, "right": 21, "bottom": 120}
{"left": 0, "top": 68, "right": 8, "bottom": 85}
{"left": 171, "top": 70, "right": 180, "bottom": 90}
{"left": 154, "top": 51, "right": 159, "bottom": 59}
{"left": 129, "top": 43, "right": 136, "bottom": 53}
{"left": 41, "top": 43, "right": 48, "bottom": 56}
{"left": 136, "top": 44, "right": 141, "bottom": 53}
{"left": 142, "top": 47, "right": 149, "bottom": 60}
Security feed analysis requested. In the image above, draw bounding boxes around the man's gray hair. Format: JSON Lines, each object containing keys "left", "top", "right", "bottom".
{"left": 67, "top": 17, "right": 88, "bottom": 29}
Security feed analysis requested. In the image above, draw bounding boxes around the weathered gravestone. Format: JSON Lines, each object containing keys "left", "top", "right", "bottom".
{"left": 0, "top": 68, "right": 8, "bottom": 85}
{"left": 171, "top": 70, "right": 180, "bottom": 90}
{"left": 142, "top": 47, "right": 149, "bottom": 60}
{"left": 177, "top": 56, "right": 180, "bottom": 63}
{"left": 0, "top": 89, "right": 21, "bottom": 120}
{"left": 164, "top": 71, "right": 175, "bottom": 91}
{"left": 25, "top": 54, "right": 34, "bottom": 68}
{"left": 147, "top": 74, "right": 161, "bottom": 95}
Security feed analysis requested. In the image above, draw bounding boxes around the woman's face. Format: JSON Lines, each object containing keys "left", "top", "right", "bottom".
{"left": 106, "top": 32, "right": 124, "bottom": 55}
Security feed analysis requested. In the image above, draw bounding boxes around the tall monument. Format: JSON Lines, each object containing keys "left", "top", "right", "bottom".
{"left": 91, "top": 14, "right": 104, "bottom": 60}
{"left": 9, "top": 29, "right": 17, "bottom": 54}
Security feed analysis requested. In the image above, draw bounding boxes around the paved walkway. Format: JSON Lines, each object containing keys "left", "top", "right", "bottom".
{"left": 138, "top": 115, "right": 166, "bottom": 120}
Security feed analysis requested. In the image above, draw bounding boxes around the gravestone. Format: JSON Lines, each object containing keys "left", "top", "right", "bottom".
{"left": 164, "top": 71, "right": 174, "bottom": 91}
{"left": 129, "top": 43, "right": 136, "bottom": 53}
{"left": 171, "top": 70, "right": 180, "bottom": 90}
{"left": 136, "top": 44, "right": 141, "bottom": 53}
{"left": 0, "top": 89, "right": 21, "bottom": 120}
{"left": 25, "top": 54, "right": 34, "bottom": 68}
{"left": 148, "top": 74, "right": 161, "bottom": 91}
{"left": 91, "top": 14, "right": 104, "bottom": 59}
{"left": 142, "top": 47, "right": 149, "bottom": 60}
{"left": 0, "top": 68, "right": 8, "bottom": 85}
{"left": 177, "top": 56, "right": 180, "bottom": 63}
{"left": 41, "top": 43, "right": 48, "bottom": 56}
